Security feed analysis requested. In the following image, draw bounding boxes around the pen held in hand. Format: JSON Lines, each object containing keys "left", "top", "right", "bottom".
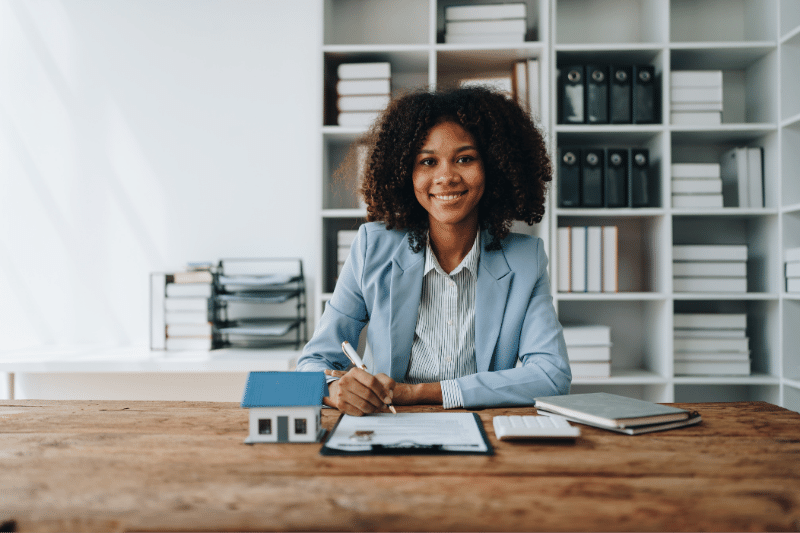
{"left": 341, "top": 341, "right": 397, "bottom": 414}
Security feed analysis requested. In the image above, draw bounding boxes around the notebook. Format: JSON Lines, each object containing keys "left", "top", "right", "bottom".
{"left": 534, "top": 392, "right": 701, "bottom": 433}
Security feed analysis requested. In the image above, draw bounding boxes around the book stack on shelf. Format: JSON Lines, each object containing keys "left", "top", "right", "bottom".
{"left": 674, "top": 313, "right": 750, "bottom": 376}
{"left": 720, "top": 147, "right": 764, "bottom": 208}
{"left": 672, "top": 245, "right": 748, "bottom": 293}
{"left": 150, "top": 267, "right": 214, "bottom": 351}
{"left": 787, "top": 247, "right": 800, "bottom": 293}
{"left": 336, "top": 62, "right": 391, "bottom": 127}
{"left": 671, "top": 163, "right": 723, "bottom": 209}
{"left": 563, "top": 325, "right": 611, "bottom": 378}
{"left": 337, "top": 230, "right": 358, "bottom": 277}
{"left": 557, "top": 226, "right": 618, "bottom": 293}
{"left": 444, "top": 3, "right": 527, "bottom": 44}
{"left": 670, "top": 70, "right": 722, "bottom": 126}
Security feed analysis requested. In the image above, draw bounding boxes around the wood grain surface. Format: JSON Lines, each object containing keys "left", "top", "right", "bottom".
{"left": 1, "top": 400, "right": 798, "bottom": 532}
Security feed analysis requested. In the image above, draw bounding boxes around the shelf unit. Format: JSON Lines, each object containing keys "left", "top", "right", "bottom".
{"left": 318, "top": 0, "right": 799, "bottom": 411}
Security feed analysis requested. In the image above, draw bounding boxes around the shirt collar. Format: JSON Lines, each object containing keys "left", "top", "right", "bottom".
{"left": 424, "top": 230, "right": 481, "bottom": 278}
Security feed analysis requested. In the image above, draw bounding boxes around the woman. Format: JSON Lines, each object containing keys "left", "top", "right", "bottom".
{"left": 297, "top": 86, "right": 571, "bottom": 416}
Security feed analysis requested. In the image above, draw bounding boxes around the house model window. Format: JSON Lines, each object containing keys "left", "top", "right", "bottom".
{"left": 241, "top": 371, "right": 327, "bottom": 444}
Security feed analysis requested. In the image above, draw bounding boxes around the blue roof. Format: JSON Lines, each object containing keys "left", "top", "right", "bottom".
{"left": 241, "top": 371, "right": 326, "bottom": 408}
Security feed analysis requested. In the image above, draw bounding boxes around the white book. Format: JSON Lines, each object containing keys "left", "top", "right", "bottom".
{"left": 337, "top": 95, "right": 391, "bottom": 112}
{"left": 165, "top": 337, "right": 213, "bottom": 351}
{"left": 445, "top": 3, "right": 527, "bottom": 21}
{"left": 670, "top": 70, "right": 723, "bottom": 87}
{"left": 674, "top": 313, "right": 747, "bottom": 329}
{"left": 338, "top": 111, "right": 381, "bottom": 127}
{"left": 670, "top": 101, "right": 724, "bottom": 112}
{"left": 336, "top": 79, "right": 390, "bottom": 96}
{"left": 586, "top": 226, "right": 602, "bottom": 293}
{"left": 671, "top": 194, "right": 723, "bottom": 208}
{"left": 672, "top": 244, "right": 748, "bottom": 261}
{"left": 786, "top": 261, "right": 800, "bottom": 277}
{"left": 166, "top": 283, "right": 212, "bottom": 298}
{"left": 570, "top": 226, "right": 586, "bottom": 292}
{"left": 674, "top": 360, "right": 750, "bottom": 376}
{"left": 459, "top": 76, "right": 513, "bottom": 96}
{"left": 444, "top": 31, "right": 526, "bottom": 44}
{"left": 527, "top": 58, "right": 540, "bottom": 118}
{"left": 167, "top": 323, "right": 213, "bottom": 337}
{"left": 671, "top": 179, "right": 722, "bottom": 194}
{"left": 563, "top": 325, "right": 611, "bottom": 346}
{"left": 337, "top": 62, "right": 391, "bottom": 80}
{"left": 670, "top": 86, "right": 723, "bottom": 102}
{"left": 673, "top": 336, "right": 749, "bottom": 353}
{"left": 570, "top": 361, "right": 611, "bottom": 378}
{"left": 338, "top": 230, "right": 359, "bottom": 247}
{"left": 602, "top": 226, "right": 618, "bottom": 293}
{"left": 165, "top": 310, "right": 210, "bottom": 325}
{"left": 720, "top": 147, "right": 749, "bottom": 207}
{"left": 164, "top": 297, "right": 209, "bottom": 312}
{"left": 557, "top": 226, "right": 571, "bottom": 293}
{"left": 671, "top": 163, "right": 721, "bottom": 179}
{"left": 670, "top": 112, "right": 722, "bottom": 126}
{"left": 786, "top": 247, "right": 800, "bottom": 263}
{"left": 674, "top": 351, "right": 749, "bottom": 361}
{"left": 674, "top": 328, "right": 746, "bottom": 339}
{"left": 150, "top": 273, "right": 166, "bottom": 350}
{"left": 513, "top": 61, "right": 527, "bottom": 113}
{"left": 673, "top": 261, "right": 747, "bottom": 277}
{"left": 673, "top": 277, "right": 747, "bottom": 293}
{"left": 789, "top": 278, "right": 800, "bottom": 293}
{"left": 747, "top": 147, "right": 764, "bottom": 208}
{"left": 446, "top": 18, "right": 527, "bottom": 35}
{"left": 567, "top": 345, "right": 611, "bottom": 362}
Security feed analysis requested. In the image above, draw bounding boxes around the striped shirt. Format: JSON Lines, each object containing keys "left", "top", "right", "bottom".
{"left": 405, "top": 232, "right": 480, "bottom": 409}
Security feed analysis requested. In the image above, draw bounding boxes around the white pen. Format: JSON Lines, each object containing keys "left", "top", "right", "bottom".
{"left": 341, "top": 341, "right": 397, "bottom": 414}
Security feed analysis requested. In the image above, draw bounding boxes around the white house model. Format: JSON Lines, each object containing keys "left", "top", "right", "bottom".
{"left": 241, "top": 371, "right": 327, "bottom": 444}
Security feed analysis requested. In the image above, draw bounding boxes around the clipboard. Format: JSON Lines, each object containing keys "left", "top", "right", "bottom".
{"left": 320, "top": 412, "right": 494, "bottom": 456}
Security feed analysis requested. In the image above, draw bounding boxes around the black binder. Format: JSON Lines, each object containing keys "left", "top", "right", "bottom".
{"left": 605, "top": 149, "right": 628, "bottom": 208}
{"left": 581, "top": 149, "right": 604, "bottom": 207}
{"left": 630, "top": 148, "right": 651, "bottom": 207}
{"left": 586, "top": 65, "right": 609, "bottom": 124}
{"left": 609, "top": 66, "right": 632, "bottom": 124}
{"left": 559, "top": 65, "right": 585, "bottom": 124}
{"left": 633, "top": 65, "right": 657, "bottom": 124}
{"left": 558, "top": 148, "right": 581, "bottom": 207}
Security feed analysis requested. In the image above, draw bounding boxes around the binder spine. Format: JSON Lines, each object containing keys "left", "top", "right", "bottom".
{"left": 609, "top": 66, "right": 632, "bottom": 124}
{"left": 559, "top": 65, "right": 585, "bottom": 124}
{"left": 558, "top": 148, "right": 581, "bottom": 207}
{"left": 633, "top": 65, "right": 657, "bottom": 124}
{"left": 585, "top": 65, "right": 609, "bottom": 124}
{"left": 605, "top": 149, "right": 628, "bottom": 208}
{"left": 581, "top": 149, "right": 604, "bottom": 207}
{"left": 630, "top": 148, "right": 651, "bottom": 207}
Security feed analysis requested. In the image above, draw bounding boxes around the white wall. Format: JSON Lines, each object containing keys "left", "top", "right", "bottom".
{"left": 0, "top": 0, "right": 322, "bottom": 398}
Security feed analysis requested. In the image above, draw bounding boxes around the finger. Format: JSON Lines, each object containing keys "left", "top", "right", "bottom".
{"left": 374, "top": 373, "right": 397, "bottom": 404}
{"left": 348, "top": 369, "right": 393, "bottom": 406}
{"left": 339, "top": 370, "right": 388, "bottom": 411}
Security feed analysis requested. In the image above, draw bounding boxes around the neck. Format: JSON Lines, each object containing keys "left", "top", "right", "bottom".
{"left": 428, "top": 218, "right": 479, "bottom": 274}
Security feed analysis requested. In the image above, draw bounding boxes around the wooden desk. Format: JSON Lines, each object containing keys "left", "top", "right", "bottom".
{"left": 1, "top": 401, "right": 799, "bottom": 532}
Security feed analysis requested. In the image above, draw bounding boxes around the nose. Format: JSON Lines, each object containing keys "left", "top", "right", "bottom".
{"left": 434, "top": 163, "right": 461, "bottom": 184}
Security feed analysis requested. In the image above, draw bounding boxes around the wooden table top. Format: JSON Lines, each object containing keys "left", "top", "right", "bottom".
{"left": 1, "top": 400, "right": 799, "bottom": 532}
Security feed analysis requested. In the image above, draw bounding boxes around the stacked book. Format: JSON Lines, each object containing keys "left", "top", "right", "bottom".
{"left": 336, "top": 62, "right": 391, "bottom": 127}
{"left": 460, "top": 58, "right": 540, "bottom": 117}
{"left": 562, "top": 325, "right": 611, "bottom": 378}
{"left": 150, "top": 268, "right": 214, "bottom": 351}
{"left": 674, "top": 313, "right": 750, "bottom": 376}
{"left": 787, "top": 247, "right": 800, "bottom": 293}
{"left": 672, "top": 245, "right": 748, "bottom": 293}
{"left": 720, "top": 147, "right": 764, "bottom": 208}
{"left": 671, "top": 162, "right": 722, "bottom": 208}
{"left": 557, "top": 226, "right": 618, "bottom": 293}
{"left": 670, "top": 70, "right": 722, "bottom": 126}
{"left": 337, "top": 230, "right": 358, "bottom": 277}
{"left": 444, "top": 3, "right": 527, "bottom": 44}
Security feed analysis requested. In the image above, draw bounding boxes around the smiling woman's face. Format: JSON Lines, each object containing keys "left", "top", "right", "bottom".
{"left": 412, "top": 121, "right": 485, "bottom": 232}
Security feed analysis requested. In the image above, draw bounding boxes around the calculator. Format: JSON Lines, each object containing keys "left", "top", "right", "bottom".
{"left": 492, "top": 414, "right": 581, "bottom": 440}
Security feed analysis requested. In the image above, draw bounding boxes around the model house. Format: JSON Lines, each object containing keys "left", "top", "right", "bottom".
{"left": 241, "top": 371, "right": 327, "bottom": 444}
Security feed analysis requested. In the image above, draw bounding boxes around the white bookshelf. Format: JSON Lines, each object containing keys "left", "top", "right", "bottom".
{"left": 318, "top": 0, "right": 800, "bottom": 411}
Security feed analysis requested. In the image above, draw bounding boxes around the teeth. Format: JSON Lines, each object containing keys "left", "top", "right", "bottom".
{"left": 434, "top": 194, "right": 462, "bottom": 200}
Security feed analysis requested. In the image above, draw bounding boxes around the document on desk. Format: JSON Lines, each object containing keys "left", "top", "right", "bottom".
{"left": 320, "top": 412, "right": 493, "bottom": 455}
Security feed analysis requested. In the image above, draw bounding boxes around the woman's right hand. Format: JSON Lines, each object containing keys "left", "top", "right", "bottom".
{"left": 323, "top": 368, "right": 395, "bottom": 416}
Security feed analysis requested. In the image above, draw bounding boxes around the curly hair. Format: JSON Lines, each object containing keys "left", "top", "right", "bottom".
{"left": 347, "top": 86, "right": 552, "bottom": 253}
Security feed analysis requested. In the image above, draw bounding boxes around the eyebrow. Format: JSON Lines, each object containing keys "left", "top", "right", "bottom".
{"left": 417, "top": 145, "right": 477, "bottom": 155}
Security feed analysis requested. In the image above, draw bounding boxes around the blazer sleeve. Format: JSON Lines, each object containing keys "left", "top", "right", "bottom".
{"left": 455, "top": 240, "right": 572, "bottom": 408}
{"left": 295, "top": 225, "right": 370, "bottom": 374}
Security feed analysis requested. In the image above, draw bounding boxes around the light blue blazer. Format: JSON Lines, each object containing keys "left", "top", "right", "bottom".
{"left": 297, "top": 222, "right": 571, "bottom": 408}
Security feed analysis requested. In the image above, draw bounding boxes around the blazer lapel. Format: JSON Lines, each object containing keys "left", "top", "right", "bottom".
{"left": 475, "top": 230, "right": 513, "bottom": 372}
{"left": 388, "top": 233, "right": 424, "bottom": 381}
